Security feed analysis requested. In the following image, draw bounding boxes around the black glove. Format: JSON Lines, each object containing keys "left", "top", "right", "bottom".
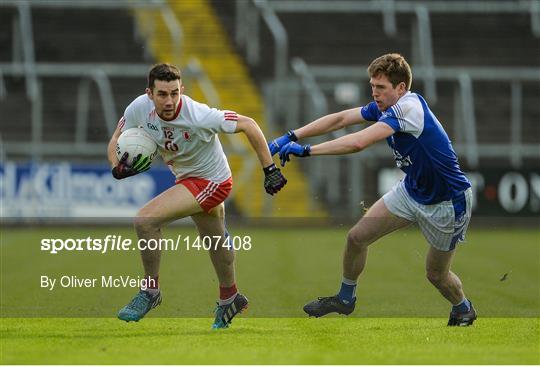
{"left": 263, "top": 163, "right": 287, "bottom": 195}
{"left": 111, "top": 152, "right": 151, "bottom": 180}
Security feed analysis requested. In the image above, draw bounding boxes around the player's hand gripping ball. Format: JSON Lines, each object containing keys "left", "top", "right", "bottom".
{"left": 112, "top": 128, "right": 157, "bottom": 179}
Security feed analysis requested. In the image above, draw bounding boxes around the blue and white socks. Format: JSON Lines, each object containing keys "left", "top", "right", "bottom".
{"left": 338, "top": 277, "right": 357, "bottom": 305}
{"left": 452, "top": 298, "right": 471, "bottom": 313}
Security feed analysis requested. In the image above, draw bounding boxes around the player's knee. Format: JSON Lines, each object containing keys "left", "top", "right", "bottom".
{"left": 133, "top": 212, "right": 161, "bottom": 235}
{"left": 208, "top": 203, "right": 225, "bottom": 219}
{"left": 346, "top": 229, "right": 369, "bottom": 250}
{"left": 426, "top": 270, "right": 447, "bottom": 287}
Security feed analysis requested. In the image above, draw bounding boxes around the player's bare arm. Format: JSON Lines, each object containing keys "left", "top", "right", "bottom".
{"left": 310, "top": 122, "right": 394, "bottom": 156}
{"left": 235, "top": 115, "right": 274, "bottom": 167}
{"left": 235, "top": 115, "right": 287, "bottom": 195}
{"left": 294, "top": 107, "right": 366, "bottom": 139}
{"left": 277, "top": 122, "right": 393, "bottom": 166}
{"left": 107, "top": 123, "right": 122, "bottom": 168}
{"left": 268, "top": 108, "right": 366, "bottom": 155}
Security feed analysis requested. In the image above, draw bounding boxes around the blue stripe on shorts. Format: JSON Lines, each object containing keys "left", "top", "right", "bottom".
{"left": 449, "top": 191, "right": 467, "bottom": 251}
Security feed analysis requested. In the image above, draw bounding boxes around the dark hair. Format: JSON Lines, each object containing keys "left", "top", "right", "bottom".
{"left": 148, "top": 63, "right": 182, "bottom": 89}
{"left": 367, "top": 53, "right": 412, "bottom": 90}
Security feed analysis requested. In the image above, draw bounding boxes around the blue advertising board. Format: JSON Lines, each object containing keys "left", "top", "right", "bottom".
{"left": 1, "top": 161, "right": 175, "bottom": 218}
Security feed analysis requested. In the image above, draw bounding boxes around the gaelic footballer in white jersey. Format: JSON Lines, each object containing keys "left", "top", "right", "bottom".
{"left": 107, "top": 63, "right": 286, "bottom": 328}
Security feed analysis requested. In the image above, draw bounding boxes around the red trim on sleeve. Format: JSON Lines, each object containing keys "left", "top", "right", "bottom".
{"left": 224, "top": 111, "right": 238, "bottom": 121}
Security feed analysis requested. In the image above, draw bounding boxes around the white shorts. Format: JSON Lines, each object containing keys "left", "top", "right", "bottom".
{"left": 383, "top": 181, "right": 473, "bottom": 252}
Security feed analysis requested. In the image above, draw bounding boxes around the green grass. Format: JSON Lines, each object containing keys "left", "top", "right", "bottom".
{"left": 1, "top": 226, "right": 539, "bottom": 363}
{"left": 1, "top": 317, "right": 538, "bottom": 364}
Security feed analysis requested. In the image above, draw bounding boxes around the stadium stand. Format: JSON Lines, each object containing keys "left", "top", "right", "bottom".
{"left": 213, "top": 1, "right": 540, "bottom": 145}
{"left": 212, "top": 0, "right": 540, "bottom": 216}
{"left": 0, "top": 0, "right": 323, "bottom": 218}
{"left": 1, "top": 0, "right": 538, "bottom": 219}
{"left": 0, "top": 3, "right": 150, "bottom": 159}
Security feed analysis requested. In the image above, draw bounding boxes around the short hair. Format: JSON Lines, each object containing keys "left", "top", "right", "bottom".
{"left": 148, "top": 63, "right": 182, "bottom": 89}
{"left": 367, "top": 53, "right": 412, "bottom": 90}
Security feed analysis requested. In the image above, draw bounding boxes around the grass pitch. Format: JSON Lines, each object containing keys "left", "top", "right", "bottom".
{"left": 1, "top": 317, "right": 538, "bottom": 364}
{"left": 1, "top": 226, "right": 539, "bottom": 364}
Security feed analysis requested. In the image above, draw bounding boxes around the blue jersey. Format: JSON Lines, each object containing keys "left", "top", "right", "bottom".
{"left": 361, "top": 92, "right": 471, "bottom": 205}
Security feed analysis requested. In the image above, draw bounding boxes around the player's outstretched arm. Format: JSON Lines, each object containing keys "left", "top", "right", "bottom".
{"left": 268, "top": 108, "right": 365, "bottom": 156}
{"left": 294, "top": 107, "right": 367, "bottom": 140}
{"left": 279, "top": 122, "right": 394, "bottom": 166}
{"left": 235, "top": 115, "right": 287, "bottom": 195}
{"left": 310, "top": 122, "right": 394, "bottom": 155}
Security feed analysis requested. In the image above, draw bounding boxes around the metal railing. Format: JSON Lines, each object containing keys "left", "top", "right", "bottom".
{"left": 236, "top": 0, "right": 539, "bottom": 101}
{"left": 1, "top": 0, "right": 183, "bottom": 65}
{"left": 0, "top": 1, "right": 212, "bottom": 159}
{"left": 0, "top": 0, "right": 185, "bottom": 160}
{"left": 233, "top": 0, "right": 540, "bottom": 216}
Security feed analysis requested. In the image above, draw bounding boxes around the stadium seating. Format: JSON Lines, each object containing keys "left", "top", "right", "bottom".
{"left": 0, "top": 7, "right": 148, "bottom": 157}
{"left": 212, "top": 2, "right": 539, "bottom": 149}
{"left": 0, "top": 1, "right": 323, "bottom": 218}
{"left": 1, "top": 1, "right": 538, "bottom": 217}
{"left": 211, "top": 0, "right": 540, "bottom": 215}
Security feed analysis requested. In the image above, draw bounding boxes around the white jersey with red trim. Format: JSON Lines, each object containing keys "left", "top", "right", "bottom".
{"left": 118, "top": 94, "right": 238, "bottom": 182}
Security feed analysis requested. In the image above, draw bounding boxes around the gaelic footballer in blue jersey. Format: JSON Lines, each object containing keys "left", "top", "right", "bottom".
{"left": 270, "top": 53, "right": 476, "bottom": 326}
